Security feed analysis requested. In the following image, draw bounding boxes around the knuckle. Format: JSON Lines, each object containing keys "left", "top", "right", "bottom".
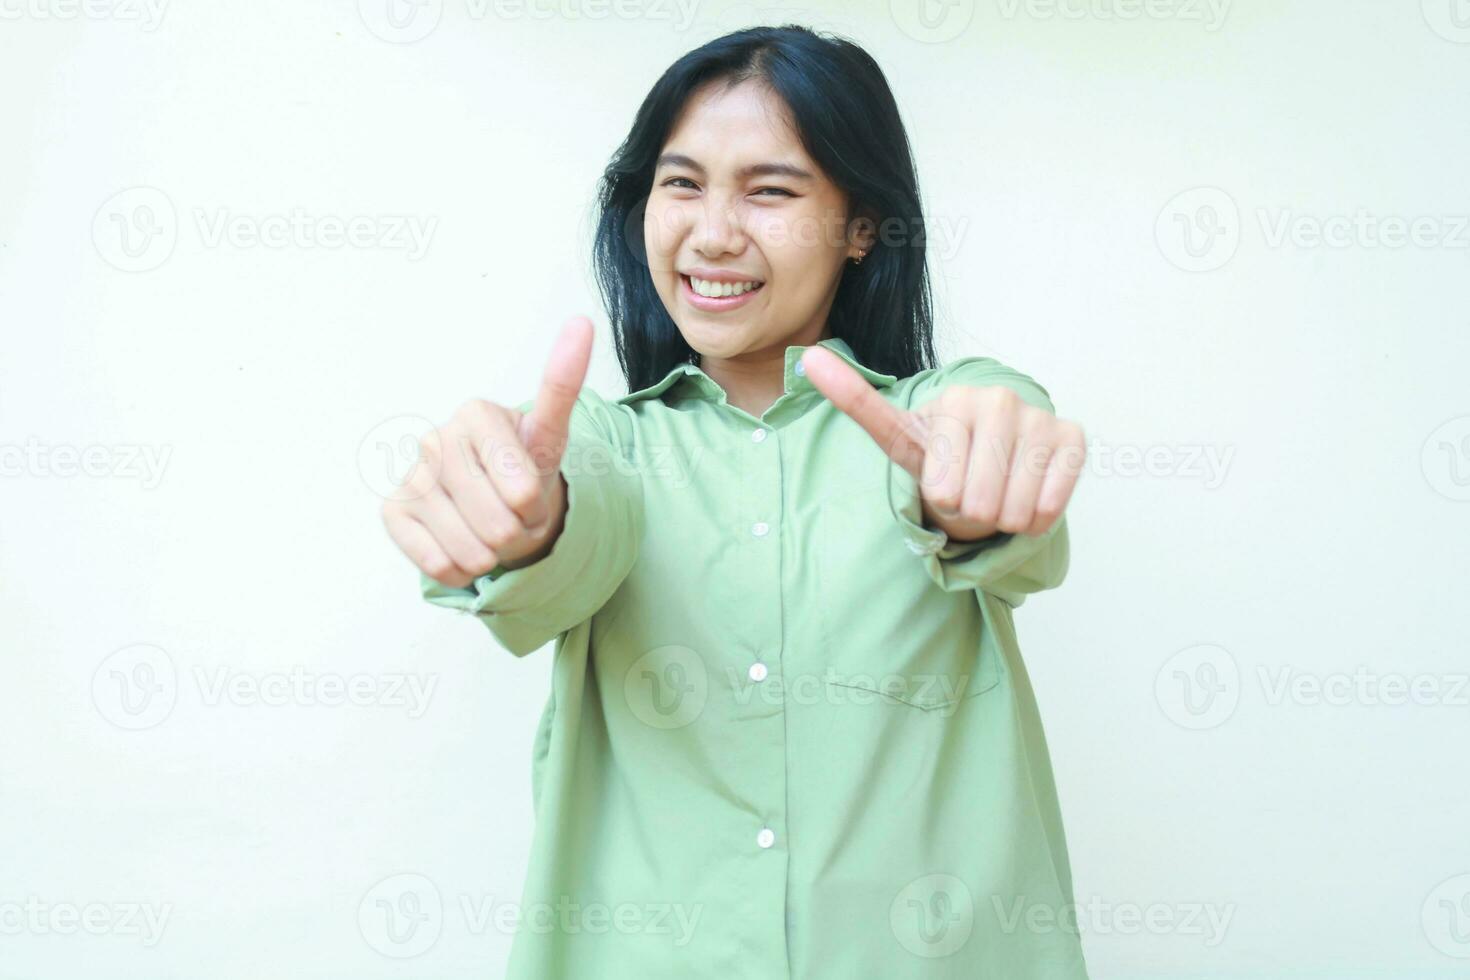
{"left": 983, "top": 386, "right": 1020, "bottom": 411}
{"left": 421, "top": 553, "right": 455, "bottom": 582}
{"left": 1019, "top": 443, "right": 1053, "bottom": 477}
{"left": 929, "top": 489, "right": 963, "bottom": 514}
{"left": 926, "top": 413, "right": 967, "bottom": 445}
{"left": 960, "top": 497, "right": 999, "bottom": 526}
{"left": 973, "top": 433, "right": 1009, "bottom": 465}
{"left": 464, "top": 549, "right": 499, "bottom": 577}
{"left": 460, "top": 541, "right": 497, "bottom": 573}
{"left": 1019, "top": 405, "right": 1049, "bottom": 431}
{"left": 499, "top": 482, "right": 541, "bottom": 517}
{"left": 996, "top": 508, "right": 1032, "bottom": 533}
{"left": 485, "top": 443, "right": 526, "bottom": 481}
{"left": 479, "top": 521, "right": 518, "bottom": 552}
{"left": 937, "top": 385, "right": 972, "bottom": 409}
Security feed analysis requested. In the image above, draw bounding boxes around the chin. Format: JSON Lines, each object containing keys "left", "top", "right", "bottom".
{"left": 677, "top": 320, "right": 749, "bottom": 358}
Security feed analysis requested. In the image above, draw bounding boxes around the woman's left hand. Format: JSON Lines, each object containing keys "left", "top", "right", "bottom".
{"left": 802, "top": 347, "right": 1086, "bottom": 543}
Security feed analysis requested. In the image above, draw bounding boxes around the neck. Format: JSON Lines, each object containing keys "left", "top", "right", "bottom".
{"left": 700, "top": 324, "right": 830, "bottom": 419}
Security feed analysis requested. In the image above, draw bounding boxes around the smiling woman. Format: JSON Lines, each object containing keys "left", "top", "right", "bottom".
{"left": 389, "top": 23, "right": 1088, "bottom": 980}
{"left": 592, "top": 27, "right": 941, "bottom": 417}
{"left": 636, "top": 79, "right": 870, "bottom": 412}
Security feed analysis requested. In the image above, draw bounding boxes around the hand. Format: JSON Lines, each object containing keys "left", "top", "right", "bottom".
{"left": 802, "top": 347, "right": 1085, "bottom": 543}
{"left": 382, "top": 316, "right": 594, "bottom": 588}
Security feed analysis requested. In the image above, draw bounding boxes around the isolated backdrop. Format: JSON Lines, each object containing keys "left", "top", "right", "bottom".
{"left": 2, "top": 1, "right": 1468, "bottom": 977}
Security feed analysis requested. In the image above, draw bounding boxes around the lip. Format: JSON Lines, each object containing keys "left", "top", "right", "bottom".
{"left": 680, "top": 273, "right": 765, "bottom": 313}
{"left": 681, "top": 266, "right": 764, "bottom": 284}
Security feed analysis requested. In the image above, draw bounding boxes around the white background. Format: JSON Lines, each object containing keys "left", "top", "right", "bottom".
{"left": 2, "top": 1, "right": 1468, "bottom": 977}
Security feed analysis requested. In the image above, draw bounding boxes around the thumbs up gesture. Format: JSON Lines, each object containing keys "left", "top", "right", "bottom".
{"left": 802, "top": 346, "right": 1086, "bottom": 544}
{"left": 382, "top": 316, "right": 594, "bottom": 588}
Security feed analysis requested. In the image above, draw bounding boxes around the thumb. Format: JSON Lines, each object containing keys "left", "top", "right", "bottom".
{"left": 520, "top": 315, "right": 594, "bottom": 477}
{"left": 801, "top": 345, "right": 928, "bottom": 478}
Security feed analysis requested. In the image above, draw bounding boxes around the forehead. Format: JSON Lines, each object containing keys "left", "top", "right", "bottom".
{"left": 663, "top": 80, "right": 807, "bottom": 161}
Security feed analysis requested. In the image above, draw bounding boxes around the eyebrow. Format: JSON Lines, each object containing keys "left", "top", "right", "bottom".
{"left": 655, "top": 153, "right": 814, "bottom": 182}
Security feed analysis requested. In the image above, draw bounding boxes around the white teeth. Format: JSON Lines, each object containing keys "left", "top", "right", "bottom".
{"left": 689, "top": 275, "right": 762, "bottom": 298}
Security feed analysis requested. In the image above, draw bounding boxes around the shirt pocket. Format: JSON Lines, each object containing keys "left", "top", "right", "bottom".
{"left": 814, "top": 483, "right": 1001, "bottom": 712}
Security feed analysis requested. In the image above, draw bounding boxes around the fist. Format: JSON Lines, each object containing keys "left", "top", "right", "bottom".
{"left": 381, "top": 316, "right": 594, "bottom": 588}
{"left": 802, "top": 346, "right": 1085, "bottom": 543}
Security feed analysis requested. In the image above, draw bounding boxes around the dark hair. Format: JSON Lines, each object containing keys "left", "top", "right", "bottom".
{"left": 591, "top": 24, "right": 938, "bottom": 393}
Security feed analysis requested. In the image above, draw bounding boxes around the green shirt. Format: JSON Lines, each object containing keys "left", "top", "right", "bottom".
{"left": 420, "top": 336, "right": 1088, "bottom": 979}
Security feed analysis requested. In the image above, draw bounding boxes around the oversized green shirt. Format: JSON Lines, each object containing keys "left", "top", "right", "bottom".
{"left": 420, "top": 336, "right": 1088, "bottom": 979}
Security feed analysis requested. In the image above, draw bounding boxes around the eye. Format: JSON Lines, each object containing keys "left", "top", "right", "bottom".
{"left": 661, "top": 177, "right": 699, "bottom": 190}
{"left": 754, "top": 187, "right": 794, "bottom": 197}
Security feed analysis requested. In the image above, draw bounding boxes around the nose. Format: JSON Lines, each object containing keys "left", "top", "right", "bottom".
{"left": 690, "top": 196, "right": 745, "bottom": 259}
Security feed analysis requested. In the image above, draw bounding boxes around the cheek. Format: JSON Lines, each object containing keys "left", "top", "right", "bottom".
{"left": 643, "top": 202, "right": 690, "bottom": 263}
{"left": 742, "top": 208, "right": 790, "bottom": 246}
{"left": 757, "top": 235, "right": 833, "bottom": 287}
{"left": 747, "top": 206, "right": 845, "bottom": 268}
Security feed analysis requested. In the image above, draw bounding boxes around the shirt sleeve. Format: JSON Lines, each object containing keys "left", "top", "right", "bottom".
{"left": 418, "top": 388, "right": 644, "bottom": 656}
{"left": 885, "top": 356, "right": 1072, "bottom": 609}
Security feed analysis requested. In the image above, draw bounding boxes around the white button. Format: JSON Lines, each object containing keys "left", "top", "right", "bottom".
{"left": 751, "top": 427, "right": 768, "bottom": 443}
{"left": 748, "top": 662, "right": 768, "bottom": 682}
{"left": 756, "top": 827, "right": 775, "bottom": 849}
{"left": 751, "top": 521, "right": 770, "bottom": 537}
{"left": 794, "top": 360, "right": 806, "bottom": 377}
{"left": 905, "top": 535, "right": 945, "bottom": 556}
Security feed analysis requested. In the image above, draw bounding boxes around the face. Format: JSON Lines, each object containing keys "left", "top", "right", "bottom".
{"left": 643, "top": 79, "right": 872, "bottom": 363}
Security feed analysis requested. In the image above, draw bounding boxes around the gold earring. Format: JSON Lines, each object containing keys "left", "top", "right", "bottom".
{"left": 852, "top": 249, "right": 867, "bottom": 266}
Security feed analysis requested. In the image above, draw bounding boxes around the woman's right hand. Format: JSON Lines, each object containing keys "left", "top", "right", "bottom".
{"left": 381, "top": 316, "right": 594, "bottom": 589}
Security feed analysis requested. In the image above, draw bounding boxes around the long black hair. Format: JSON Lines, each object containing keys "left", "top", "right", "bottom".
{"left": 591, "top": 24, "right": 938, "bottom": 393}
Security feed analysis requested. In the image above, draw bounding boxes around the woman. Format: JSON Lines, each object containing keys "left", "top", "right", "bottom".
{"left": 382, "top": 25, "right": 1088, "bottom": 980}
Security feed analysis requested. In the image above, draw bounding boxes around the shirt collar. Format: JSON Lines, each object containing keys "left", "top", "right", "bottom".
{"left": 616, "top": 336, "right": 897, "bottom": 406}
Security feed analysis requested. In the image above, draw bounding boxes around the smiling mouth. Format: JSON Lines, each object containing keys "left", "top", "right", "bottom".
{"left": 681, "top": 274, "right": 766, "bottom": 299}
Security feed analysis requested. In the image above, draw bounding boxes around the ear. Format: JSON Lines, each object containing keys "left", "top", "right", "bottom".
{"left": 847, "top": 206, "right": 879, "bottom": 258}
